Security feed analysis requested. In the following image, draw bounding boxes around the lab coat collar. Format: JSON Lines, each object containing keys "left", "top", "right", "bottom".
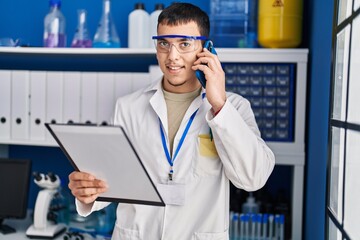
{"left": 148, "top": 79, "right": 208, "bottom": 137}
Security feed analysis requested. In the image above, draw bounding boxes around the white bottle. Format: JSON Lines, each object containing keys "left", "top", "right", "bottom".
{"left": 149, "top": 3, "right": 164, "bottom": 47}
{"left": 128, "top": 3, "right": 150, "bottom": 48}
{"left": 241, "top": 193, "right": 259, "bottom": 214}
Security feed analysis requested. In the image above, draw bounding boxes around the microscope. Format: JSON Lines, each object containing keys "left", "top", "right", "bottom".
{"left": 26, "top": 172, "right": 67, "bottom": 238}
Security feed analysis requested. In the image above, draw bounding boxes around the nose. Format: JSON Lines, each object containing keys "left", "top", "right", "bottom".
{"left": 168, "top": 44, "right": 180, "bottom": 60}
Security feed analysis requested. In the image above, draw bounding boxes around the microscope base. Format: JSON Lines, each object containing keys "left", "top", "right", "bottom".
{"left": 26, "top": 223, "right": 66, "bottom": 239}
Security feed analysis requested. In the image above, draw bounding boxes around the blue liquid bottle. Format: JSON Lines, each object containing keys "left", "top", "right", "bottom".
{"left": 43, "top": 0, "right": 66, "bottom": 47}
{"left": 71, "top": 9, "right": 92, "bottom": 48}
{"left": 93, "top": 0, "right": 120, "bottom": 48}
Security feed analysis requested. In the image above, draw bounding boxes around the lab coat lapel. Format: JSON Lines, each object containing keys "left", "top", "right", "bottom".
{"left": 149, "top": 81, "right": 168, "bottom": 137}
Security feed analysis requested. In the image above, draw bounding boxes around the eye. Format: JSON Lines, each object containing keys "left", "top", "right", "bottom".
{"left": 179, "top": 40, "right": 193, "bottom": 49}
{"left": 158, "top": 40, "right": 170, "bottom": 48}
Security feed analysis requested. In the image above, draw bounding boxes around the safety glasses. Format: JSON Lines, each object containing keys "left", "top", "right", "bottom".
{"left": 152, "top": 35, "right": 208, "bottom": 53}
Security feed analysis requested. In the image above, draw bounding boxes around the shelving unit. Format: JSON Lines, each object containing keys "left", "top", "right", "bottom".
{"left": 0, "top": 47, "right": 308, "bottom": 240}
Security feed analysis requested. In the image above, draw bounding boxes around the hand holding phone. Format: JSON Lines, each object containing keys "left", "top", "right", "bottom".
{"left": 195, "top": 40, "right": 217, "bottom": 88}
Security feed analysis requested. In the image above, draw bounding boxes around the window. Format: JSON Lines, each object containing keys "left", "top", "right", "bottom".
{"left": 326, "top": 1, "right": 360, "bottom": 239}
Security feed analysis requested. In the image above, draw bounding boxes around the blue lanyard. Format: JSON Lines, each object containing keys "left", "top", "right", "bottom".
{"left": 159, "top": 109, "right": 199, "bottom": 181}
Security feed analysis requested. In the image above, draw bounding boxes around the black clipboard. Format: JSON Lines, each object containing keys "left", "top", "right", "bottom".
{"left": 45, "top": 123, "right": 165, "bottom": 207}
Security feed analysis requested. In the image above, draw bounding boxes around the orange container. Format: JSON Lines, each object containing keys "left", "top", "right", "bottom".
{"left": 258, "top": 0, "right": 303, "bottom": 48}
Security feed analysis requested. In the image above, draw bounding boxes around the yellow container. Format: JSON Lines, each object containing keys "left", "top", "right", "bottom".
{"left": 258, "top": 0, "right": 303, "bottom": 48}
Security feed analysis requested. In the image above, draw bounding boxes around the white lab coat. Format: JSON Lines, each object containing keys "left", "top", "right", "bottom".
{"left": 76, "top": 79, "right": 275, "bottom": 240}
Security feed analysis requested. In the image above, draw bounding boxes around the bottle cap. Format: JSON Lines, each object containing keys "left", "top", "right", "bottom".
{"left": 50, "top": 0, "right": 61, "bottom": 7}
{"left": 154, "top": 3, "right": 164, "bottom": 11}
{"left": 135, "top": 3, "right": 145, "bottom": 10}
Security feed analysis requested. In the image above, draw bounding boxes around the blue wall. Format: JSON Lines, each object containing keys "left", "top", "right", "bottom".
{"left": 0, "top": 0, "right": 209, "bottom": 47}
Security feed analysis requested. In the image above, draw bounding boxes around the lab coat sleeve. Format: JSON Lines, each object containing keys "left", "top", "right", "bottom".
{"left": 75, "top": 199, "right": 111, "bottom": 217}
{"left": 206, "top": 95, "right": 275, "bottom": 191}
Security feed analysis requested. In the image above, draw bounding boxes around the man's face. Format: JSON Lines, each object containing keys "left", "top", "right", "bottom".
{"left": 156, "top": 21, "right": 203, "bottom": 93}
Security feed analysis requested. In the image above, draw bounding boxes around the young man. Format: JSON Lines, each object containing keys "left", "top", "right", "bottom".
{"left": 68, "top": 3, "right": 275, "bottom": 239}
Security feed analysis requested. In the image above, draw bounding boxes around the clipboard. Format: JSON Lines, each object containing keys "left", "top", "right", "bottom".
{"left": 45, "top": 123, "right": 165, "bottom": 207}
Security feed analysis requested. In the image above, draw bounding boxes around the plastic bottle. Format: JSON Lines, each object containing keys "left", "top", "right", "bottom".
{"left": 43, "top": 0, "right": 66, "bottom": 48}
{"left": 241, "top": 193, "right": 259, "bottom": 214}
{"left": 258, "top": 0, "right": 303, "bottom": 48}
{"left": 128, "top": 3, "right": 150, "bottom": 48}
{"left": 93, "top": 0, "right": 120, "bottom": 48}
{"left": 71, "top": 9, "right": 92, "bottom": 48}
{"left": 149, "top": 3, "right": 164, "bottom": 47}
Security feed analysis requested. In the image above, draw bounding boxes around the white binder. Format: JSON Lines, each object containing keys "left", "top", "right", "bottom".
{"left": 149, "top": 65, "right": 163, "bottom": 84}
{"left": 0, "top": 70, "right": 11, "bottom": 139}
{"left": 63, "top": 72, "right": 81, "bottom": 124}
{"left": 29, "top": 71, "right": 47, "bottom": 141}
{"left": 46, "top": 71, "right": 64, "bottom": 142}
{"left": 11, "top": 71, "right": 30, "bottom": 140}
{"left": 132, "top": 72, "right": 150, "bottom": 92}
{"left": 97, "top": 72, "right": 115, "bottom": 125}
{"left": 114, "top": 72, "right": 132, "bottom": 100}
{"left": 80, "top": 72, "right": 97, "bottom": 125}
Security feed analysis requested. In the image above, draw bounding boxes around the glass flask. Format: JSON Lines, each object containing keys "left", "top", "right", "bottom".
{"left": 71, "top": 9, "right": 92, "bottom": 48}
{"left": 93, "top": 0, "right": 120, "bottom": 48}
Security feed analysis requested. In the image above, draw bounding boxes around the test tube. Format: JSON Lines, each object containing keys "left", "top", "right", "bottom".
{"left": 275, "top": 214, "right": 280, "bottom": 240}
{"left": 230, "top": 211, "right": 234, "bottom": 239}
{"left": 233, "top": 213, "right": 240, "bottom": 240}
{"left": 262, "top": 214, "right": 268, "bottom": 240}
{"left": 240, "top": 214, "right": 245, "bottom": 240}
{"left": 256, "top": 213, "right": 262, "bottom": 240}
{"left": 279, "top": 215, "right": 285, "bottom": 240}
{"left": 268, "top": 214, "right": 274, "bottom": 240}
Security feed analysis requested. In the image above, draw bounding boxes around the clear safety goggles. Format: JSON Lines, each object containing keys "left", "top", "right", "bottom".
{"left": 152, "top": 35, "right": 208, "bottom": 53}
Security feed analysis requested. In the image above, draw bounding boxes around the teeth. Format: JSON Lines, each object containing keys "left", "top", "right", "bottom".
{"left": 169, "top": 66, "right": 180, "bottom": 70}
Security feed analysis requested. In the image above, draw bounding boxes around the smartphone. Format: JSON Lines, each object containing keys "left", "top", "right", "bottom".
{"left": 196, "top": 40, "right": 217, "bottom": 88}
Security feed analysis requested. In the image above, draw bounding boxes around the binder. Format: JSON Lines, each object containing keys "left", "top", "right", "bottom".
{"left": 97, "top": 72, "right": 115, "bottom": 125}
{"left": 80, "top": 72, "right": 97, "bottom": 125}
{"left": 29, "top": 71, "right": 47, "bottom": 141}
{"left": 114, "top": 72, "right": 132, "bottom": 100}
{"left": 11, "top": 71, "right": 30, "bottom": 140}
{"left": 149, "top": 65, "right": 163, "bottom": 84}
{"left": 0, "top": 70, "right": 11, "bottom": 139}
{"left": 63, "top": 72, "right": 81, "bottom": 124}
{"left": 132, "top": 72, "right": 150, "bottom": 92}
{"left": 45, "top": 71, "right": 64, "bottom": 142}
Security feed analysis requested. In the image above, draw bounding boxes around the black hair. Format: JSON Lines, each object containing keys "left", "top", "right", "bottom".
{"left": 157, "top": 2, "right": 210, "bottom": 37}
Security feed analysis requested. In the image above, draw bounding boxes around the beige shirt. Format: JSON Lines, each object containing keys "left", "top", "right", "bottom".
{"left": 163, "top": 88, "right": 201, "bottom": 155}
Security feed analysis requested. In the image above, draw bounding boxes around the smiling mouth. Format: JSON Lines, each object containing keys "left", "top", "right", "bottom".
{"left": 167, "top": 65, "right": 183, "bottom": 71}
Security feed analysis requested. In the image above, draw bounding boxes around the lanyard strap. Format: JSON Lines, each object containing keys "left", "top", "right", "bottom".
{"left": 159, "top": 109, "right": 199, "bottom": 180}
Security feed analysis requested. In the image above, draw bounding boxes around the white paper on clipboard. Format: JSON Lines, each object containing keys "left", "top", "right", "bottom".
{"left": 45, "top": 123, "right": 165, "bottom": 206}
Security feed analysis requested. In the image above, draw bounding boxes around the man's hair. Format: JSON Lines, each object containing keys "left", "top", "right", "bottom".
{"left": 157, "top": 3, "right": 210, "bottom": 37}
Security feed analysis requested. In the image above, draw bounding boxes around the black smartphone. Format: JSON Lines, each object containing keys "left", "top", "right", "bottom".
{"left": 196, "top": 40, "right": 217, "bottom": 88}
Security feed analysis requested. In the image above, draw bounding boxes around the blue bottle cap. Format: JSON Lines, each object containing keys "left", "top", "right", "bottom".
{"left": 280, "top": 214, "right": 285, "bottom": 224}
{"left": 50, "top": 0, "right": 61, "bottom": 7}
{"left": 262, "top": 213, "right": 269, "bottom": 223}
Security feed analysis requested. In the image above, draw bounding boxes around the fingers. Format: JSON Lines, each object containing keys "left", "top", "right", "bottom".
{"left": 193, "top": 48, "right": 220, "bottom": 72}
{"left": 68, "top": 171, "right": 108, "bottom": 204}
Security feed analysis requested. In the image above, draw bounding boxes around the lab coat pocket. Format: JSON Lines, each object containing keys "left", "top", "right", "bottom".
{"left": 198, "top": 134, "right": 218, "bottom": 157}
{"left": 113, "top": 225, "right": 141, "bottom": 240}
{"left": 193, "top": 230, "right": 228, "bottom": 240}
{"left": 196, "top": 134, "right": 221, "bottom": 176}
